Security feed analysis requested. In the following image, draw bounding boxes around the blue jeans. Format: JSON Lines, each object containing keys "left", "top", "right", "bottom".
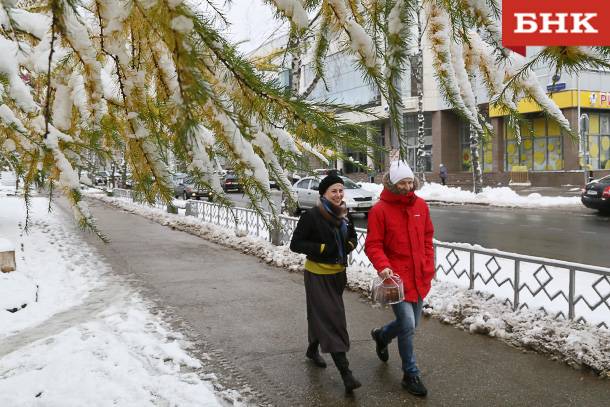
{"left": 379, "top": 298, "right": 423, "bottom": 376}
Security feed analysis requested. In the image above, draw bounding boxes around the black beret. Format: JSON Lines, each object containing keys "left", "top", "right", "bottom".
{"left": 318, "top": 174, "right": 344, "bottom": 195}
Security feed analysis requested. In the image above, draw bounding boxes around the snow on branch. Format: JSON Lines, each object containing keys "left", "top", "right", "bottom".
{"left": 428, "top": 4, "right": 479, "bottom": 132}
{"left": 267, "top": 0, "right": 309, "bottom": 30}
{"left": 327, "top": 0, "right": 377, "bottom": 69}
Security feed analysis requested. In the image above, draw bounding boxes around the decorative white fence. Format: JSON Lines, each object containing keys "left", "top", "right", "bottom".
{"left": 112, "top": 189, "right": 610, "bottom": 328}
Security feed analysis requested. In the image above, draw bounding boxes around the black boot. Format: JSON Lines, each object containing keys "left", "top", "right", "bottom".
{"left": 331, "top": 352, "right": 361, "bottom": 393}
{"left": 371, "top": 328, "right": 389, "bottom": 362}
{"left": 402, "top": 374, "right": 428, "bottom": 397}
{"left": 305, "top": 342, "right": 327, "bottom": 368}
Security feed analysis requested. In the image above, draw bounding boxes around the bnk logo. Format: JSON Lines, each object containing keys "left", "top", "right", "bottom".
{"left": 503, "top": 0, "right": 610, "bottom": 54}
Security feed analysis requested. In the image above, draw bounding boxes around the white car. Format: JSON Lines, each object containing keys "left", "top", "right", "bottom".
{"left": 291, "top": 176, "right": 377, "bottom": 216}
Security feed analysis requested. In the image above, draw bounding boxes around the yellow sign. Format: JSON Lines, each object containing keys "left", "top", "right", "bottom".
{"left": 490, "top": 90, "right": 610, "bottom": 117}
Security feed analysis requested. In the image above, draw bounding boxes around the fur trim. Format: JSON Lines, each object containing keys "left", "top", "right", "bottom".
{"left": 317, "top": 198, "right": 347, "bottom": 226}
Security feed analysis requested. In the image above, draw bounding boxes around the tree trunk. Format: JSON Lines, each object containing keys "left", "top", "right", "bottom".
{"left": 469, "top": 126, "right": 483, "bottom": 193}
{"left": 415, "top": 3, "right": 426, "bottom": 182}
{"left": 289, "top": 35, "right": 302, "bottom": 95}
{"left": 468, "top": 73, "right": 483, "bottom": 193}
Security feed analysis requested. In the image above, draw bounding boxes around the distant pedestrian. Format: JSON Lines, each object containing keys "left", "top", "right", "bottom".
{"left": 439, "top": 163, "right": 448, "bottom": 186}
{"left": 365, "top": 161, "right": 435, "bottom": 397}
{"left": 289, "top": 174, "right": 361, "bottom": 393}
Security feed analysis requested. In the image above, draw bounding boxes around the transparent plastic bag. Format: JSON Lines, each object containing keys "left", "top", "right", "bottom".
{"left": 371, "top": 274, "right": 404, "bottom": 305}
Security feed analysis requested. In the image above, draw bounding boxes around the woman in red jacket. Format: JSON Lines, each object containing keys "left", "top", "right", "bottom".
{"left": 364, "top": 160, "right": 435, "bottom": 397}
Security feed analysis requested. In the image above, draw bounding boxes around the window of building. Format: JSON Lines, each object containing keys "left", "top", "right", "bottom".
{"left": 504, "top": 117, "right": 564, "bottom": 171}
{"left": 372, "top": 124, "right": 385, "bottom": 173}
{"left": 344, "top": 149, "right": 368, "bottom": 174}
{"left": 459, "top": 123, "right": 492, "bottom": 172}
{"left": 302, "top": 51, "right": 380, "bottom": 106}
{"left": 403, "top": 113, "right": 432, "bottom": 171}
{"left": 409, "top": 56, "right": 418, "bottom": 98}
{"left": 584, "top": 112, "right": 610, "bottom": 170}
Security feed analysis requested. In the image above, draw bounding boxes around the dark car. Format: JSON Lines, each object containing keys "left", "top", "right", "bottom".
{"left": 222, "top": 171, "right": 242, "bottom": 192}
{"left": 94, "top": 171, "right": 110, "bottom": 186}
{"left": 180, "top": 176, "right": 209, "bottom": 200}
{"left": 581, "top": 175, "right": 610, "bottom": 213}
{"left": 172, "top": 173, "right": 188, "bottom": 197}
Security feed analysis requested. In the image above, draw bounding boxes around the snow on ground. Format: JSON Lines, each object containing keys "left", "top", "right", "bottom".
{"left": 89, "top": 192, "right": 610, "bottom": 377}
{"left": 0, "top": 196, "right": 244, "bottom": 406}
{"left": 426, "top": 281, "right": 610, "bottom": 376}
{"left": 359, "top": 181, "right": 582, "bottom": 208}
{"left": 0, "top": 171, "right": 18, "bottom": 196}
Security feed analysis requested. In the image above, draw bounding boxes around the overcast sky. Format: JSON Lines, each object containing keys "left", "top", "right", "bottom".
{"left": 222, "top": 0, "right": 286, "bottom": 54}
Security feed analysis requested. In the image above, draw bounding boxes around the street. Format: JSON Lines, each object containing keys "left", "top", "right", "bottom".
{"left": 222, "top": 192, "right": 609, "bottom": 268}
{"left": 353, "top": 205, "right": 607, "bottom": 269}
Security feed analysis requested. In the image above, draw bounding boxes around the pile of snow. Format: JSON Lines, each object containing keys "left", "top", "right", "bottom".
{"left": 0, "top": 237, "right": 14, "bottom": 252}
{"left": 426, "top": 281, "right": 610, "bottom": 377}
{"left": 0, "top": 196, "right": 245, "bottom": 405}
{"left": 89, "top": 193, "right": 610, "bottom": 377}
{"left": 0, "top": 171, "right": 17, "bottom": 196}
{"left": 0, "top": 198, "right": 104, "bottom": 337}
{"left": 358, "top": 181, "right": 582, "bottom": 208}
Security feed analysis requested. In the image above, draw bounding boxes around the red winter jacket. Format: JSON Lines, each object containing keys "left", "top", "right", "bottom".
{"left": 365, "top": 189, "right": 435, "bottom": 301}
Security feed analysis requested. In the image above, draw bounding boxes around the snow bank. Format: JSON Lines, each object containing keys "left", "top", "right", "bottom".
{"left": 0, "top": 198, "right": 104, "bottom": 338}
{"left": 0, "top": 297, "right": 226, "bottom": 406}
{"left": 0, "top": 196, "right": 245, "bottom": 405}
{"left": 0, "top": 237, "right": 14, "bottom": 251}
{"left": 426, "top": 281, "right": 610, "bottom": 377}
{"left": 358, "top": 181, "right": 581, "bottom": 208}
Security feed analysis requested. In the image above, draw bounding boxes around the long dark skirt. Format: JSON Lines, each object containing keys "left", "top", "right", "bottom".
{"left": 304, "top": 270, "right": 349, "bottom": 353}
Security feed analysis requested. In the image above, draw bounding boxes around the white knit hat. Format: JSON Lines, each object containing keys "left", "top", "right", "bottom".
{"left": 389, "top": 160, "right": 414, "bottom": 184}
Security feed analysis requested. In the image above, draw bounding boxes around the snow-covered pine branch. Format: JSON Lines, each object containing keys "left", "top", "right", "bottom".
{"left": 267, "top": 0, "right": 309, "bottom": 30}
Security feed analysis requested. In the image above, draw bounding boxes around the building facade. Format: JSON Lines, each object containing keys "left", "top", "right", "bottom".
{"left": 252, "top": 37, "right": 610, "bottom": 186}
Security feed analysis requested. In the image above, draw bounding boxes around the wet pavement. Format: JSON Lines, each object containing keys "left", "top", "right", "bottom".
{"left": 66, "top": 198, "right": 610, "bottom": 406}
{"left": 351, "top": 205, "right": 609, "bottom": 268}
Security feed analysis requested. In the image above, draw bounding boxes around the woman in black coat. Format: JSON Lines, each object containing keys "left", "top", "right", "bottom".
{"left": 290, "top": 174, "right": 361, "bottom": 393}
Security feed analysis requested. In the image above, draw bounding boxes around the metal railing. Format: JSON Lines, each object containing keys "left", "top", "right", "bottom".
{"left": 110, "top": 189, "right": 610, "bottom": 328}
{"left": 432, "top": 242, "right": 610, "bottom": 329}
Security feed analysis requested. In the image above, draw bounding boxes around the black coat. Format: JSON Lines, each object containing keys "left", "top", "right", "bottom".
{"left": 290, "top": 205, "right": 358, "bottom": 266}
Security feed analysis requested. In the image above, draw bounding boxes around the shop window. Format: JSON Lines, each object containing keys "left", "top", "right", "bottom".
{"left": 460, "top": 122, "right": 492, "bottom": 172}
{"left": 584, "top": 112, "right": 610, "bottom": 170}
{"left": 505, "top": 118, "right": 563, "bottom": 171}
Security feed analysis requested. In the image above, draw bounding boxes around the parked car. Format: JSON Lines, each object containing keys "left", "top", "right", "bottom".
{"left": 290, "top": 176, "right": 376, "bottom": 216}
{"left": 113, "top": 172, "right": 133, "bottom": 189}
{"left": 313, "top": 168, "right": 343, "bottom": 177}
{"left": 94, "top": 171, "right": 110, "bottom": 185}
{"left": 581, "top": 175, "right": 610, "bottom": 213}
{"left": 222, "top": 170, "right": 242, "bottom": 192}
{"left": 178, "top": 176, "right": 209, "bottom": 200}
{"left": 172, "top": 173, "right": 188, "bottom": 198}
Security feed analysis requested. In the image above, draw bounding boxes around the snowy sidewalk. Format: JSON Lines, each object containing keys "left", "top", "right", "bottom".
{"left": 74, "top": 197, "right": 610, "bottom": 406}
{"left": 0, "top": 197, "right": 248, "bottom": 406}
